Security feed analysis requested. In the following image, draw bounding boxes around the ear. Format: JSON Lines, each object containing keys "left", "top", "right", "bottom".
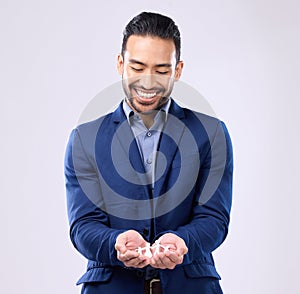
{"left": 174, "top": 61, "right": 184, "bottom": 81}
{"left": 117, "top": 54, "right": 124, "bottom": 75}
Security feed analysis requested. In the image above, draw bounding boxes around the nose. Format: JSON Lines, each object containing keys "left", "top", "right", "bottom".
{"left": 140, "top": 74, "right": 156, "bottom": 90}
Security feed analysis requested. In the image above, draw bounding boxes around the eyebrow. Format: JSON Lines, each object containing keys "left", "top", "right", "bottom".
{"left": 128, "top": 59, "right": 172, "bottom": 68}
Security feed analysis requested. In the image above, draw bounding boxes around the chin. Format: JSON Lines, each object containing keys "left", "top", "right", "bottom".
{"left": 136, "top": 105, "right": 157, "bottom": 114}
{"left": 131, "top": 98, "right": 159, "bottom": 112}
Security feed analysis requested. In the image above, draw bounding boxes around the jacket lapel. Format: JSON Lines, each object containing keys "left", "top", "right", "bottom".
{"left": 112, "top": 103, "right": 150, "bottom": 189}
{"left": 154, "top": 100, "right": 186, "bottom": 197}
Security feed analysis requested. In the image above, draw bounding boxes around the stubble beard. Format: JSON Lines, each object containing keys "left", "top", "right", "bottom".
{"left": 122, "top": 79, "right": 172, "bottom": 115}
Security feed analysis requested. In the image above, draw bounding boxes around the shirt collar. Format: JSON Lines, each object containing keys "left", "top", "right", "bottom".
{"left": 122, "top": 98, "right": 171, "bottom": 123}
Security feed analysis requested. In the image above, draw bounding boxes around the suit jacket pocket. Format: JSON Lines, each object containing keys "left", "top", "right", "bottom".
{"left": 76, "top": 267, "right": 113, "bottom": 285}
{"left": 183, "top": 261, "right": 221, "bottom": 280}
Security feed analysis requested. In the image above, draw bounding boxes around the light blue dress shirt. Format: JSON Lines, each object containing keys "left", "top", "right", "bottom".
{"left": 122, "top": 98, "right": 171, "bottom": 187}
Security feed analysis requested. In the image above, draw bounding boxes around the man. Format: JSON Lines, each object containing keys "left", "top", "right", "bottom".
{"left": 65, "top": 12, "right": 233, "bottom": 294}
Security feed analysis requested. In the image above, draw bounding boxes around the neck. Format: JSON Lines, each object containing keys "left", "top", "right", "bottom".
{"left": 125, "top": 98, "right": 164, "bottom": 129}
{"left": 139, "top": 112, "right": 156, "bottom": 129}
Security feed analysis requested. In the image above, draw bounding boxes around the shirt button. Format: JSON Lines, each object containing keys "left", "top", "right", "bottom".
{"left": 146, "top": 158, "right": 152, "bottom": 164}
{"left": 147, "top": 131, "right": 152, "bottom": 137}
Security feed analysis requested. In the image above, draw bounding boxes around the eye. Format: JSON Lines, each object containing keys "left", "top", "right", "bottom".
{"left": 156, "top": 70, "right": 169, "bottom": 75}
{"left": 130, "top": 67, "right": 143, "bottom": 72}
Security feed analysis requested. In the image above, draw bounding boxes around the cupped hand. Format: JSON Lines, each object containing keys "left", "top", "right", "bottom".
{"left": 150, "top": 233, "right": 188, "bottom": 269}
{"left": 115, "top": 230, "right": 150, "bottom": 268}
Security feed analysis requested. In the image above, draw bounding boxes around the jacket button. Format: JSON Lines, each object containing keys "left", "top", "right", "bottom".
{"left": 142, "top": 228, "right": 149, "bottom": 236}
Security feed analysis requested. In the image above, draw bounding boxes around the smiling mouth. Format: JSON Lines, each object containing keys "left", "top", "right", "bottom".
{"left": 133, "top": 88, "right": 165, "bottom": 105}
{"left": 135, "top": 89, "right": 158, "bottom": 99}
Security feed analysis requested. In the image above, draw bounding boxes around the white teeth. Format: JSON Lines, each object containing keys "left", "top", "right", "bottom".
{"left": 136, "top": 89, "right": 157, "bottom": 99}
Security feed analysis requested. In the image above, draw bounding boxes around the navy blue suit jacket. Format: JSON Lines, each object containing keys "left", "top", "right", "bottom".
{"left": 64, "top": 99, "right": 233, "bottom": 293}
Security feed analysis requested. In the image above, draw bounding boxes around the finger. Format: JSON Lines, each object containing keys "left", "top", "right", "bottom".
{"left": 160, "top": 251, "right": 180, "bottom": 269}
{"left": 150, "top": 253, "right": 167, "bottom": 269}
{"left": 127, "top": 258, "right": 150, "bottom": 268}
{"left": 136, "top": 257, "right": 150, "bottom": 268}
{"left": 165, "top": 251, "right": 184, "bottom": 265}
{"left": 153, "top": 255, "right": 176, "bottom": 270}
{"left": 119, "top": 250, "right": 140, "bottom": 261}
{"left": 116, "top": 244, "right": 127, "bottom": 254}
{"left": 162, "top": 258, "right": 177, "bottom": 269}
{"left": 177, "top": 245, "right": 188, "bottom": 256}
{"left": 124, "top": 255, "right": 149, "bottom": 268}
{"left": 115, "top": 236, "right": 128, "bottom": 253}
{"left": 171, "top": 239, "right": 187, "bottom": 255}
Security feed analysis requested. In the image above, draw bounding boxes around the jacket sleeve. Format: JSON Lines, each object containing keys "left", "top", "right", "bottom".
{"left": 64, "top": 128, "right": 125, "bottom": 266}
{"left": 169, "top": 121, "right": 233, "bottom": 264}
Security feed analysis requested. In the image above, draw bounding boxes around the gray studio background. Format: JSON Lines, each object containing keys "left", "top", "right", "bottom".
{"left": 1, "top": 1, "right": 299, "bottom": 293}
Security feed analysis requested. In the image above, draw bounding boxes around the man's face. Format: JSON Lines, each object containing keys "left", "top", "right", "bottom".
{"left": 117, "top": 35, "right": 183, "bottom": 114}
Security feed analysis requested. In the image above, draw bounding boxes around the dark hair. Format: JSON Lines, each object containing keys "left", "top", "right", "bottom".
{"left": 121, "top": 12, "right": 181, "bottom": 63}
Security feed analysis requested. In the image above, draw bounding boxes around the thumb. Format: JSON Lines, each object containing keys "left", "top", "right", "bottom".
{"left": 116, "top": 244, "right": 127, "bottom": 254}
{"left": 115, "top": 234, "right": 127, "bottom": 253}
{"left": 177, "top": 242, "right": 188, "bottom": 255}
